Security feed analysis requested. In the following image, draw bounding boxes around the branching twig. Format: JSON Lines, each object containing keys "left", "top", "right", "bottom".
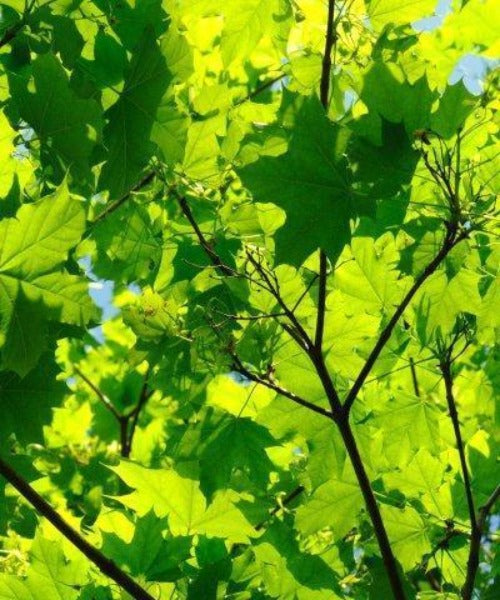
{"left": 74, "top": 367, "right": 151, "bottom": 458}
{"left": 0, "top": 456, "right": 155, "bottom": 600}
{"left": 230, "top": 353, "right": 332, "bottom": 419}
{"left": 176, "top": 193, "right": 234, "bottom": 276}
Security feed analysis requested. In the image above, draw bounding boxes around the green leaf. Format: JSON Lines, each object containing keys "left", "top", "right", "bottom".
{"left": 9, "top": 53, "right": 102, "bottom": 181}
{"left": 367, "top": 0, "right": 435, "bottom": 30}
{"left": 98, "top": 31, "right": 166, "bottom": 198}
{"left": 113, "top": 461, "right": 256, "bottom": 543}
{"left": 0, "top": 355, "right": 66, "bottom": 445}
{"left": 0, "top": 534, "right": 87, "bottom": 600}
{"left": 0, "top": 183, "right": 97, "bottom": 374}
{"left": 380, "top": 504, "right": 431, "bottom": 571}
{"left": 239, "top": 97, "right": 353, "bottom": 265}
{"left": 295, "top": 469, "right": 363, "bottom": 537}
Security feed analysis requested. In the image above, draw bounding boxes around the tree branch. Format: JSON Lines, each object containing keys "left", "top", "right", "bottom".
{"left": 93, "top": 170, "right": 155, "bottom": 224}
{"left": 74, "top": 367, "right": 122, "bottom": 421}
{"left": 440, "top": 359, "right": 476, "bottom": 533}
{"left": 231, "top": 354, "right": 333, "bottom": 419}
{"left": 320, "top": 0, "right": 336, "bottom": 109}
{"left": 337, "top": 418, "right": 407, "bottom": 599}
{"left": 176, "top": 193, "right": 234, "bottom": 276}
{"left": 0, "top": 456, "right": 155, "bottom": 600}
{"left": 461, "top": 484, "right": 500, "bottom": 600}
{"left": 343, "top": 224, "right": 464, "bottom": 414}
{"left": 314, "top": 250, "right": 328, "bottom": 351}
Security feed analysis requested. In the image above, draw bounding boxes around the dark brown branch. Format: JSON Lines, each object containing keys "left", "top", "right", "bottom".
{"left": 462, "top": 484, "right": 500, "bottom": 600}
{"left": 0, "top": 456, "right": 155, "bottom": 600}
{"left": 315, "top": 250, "right": 328, "bottom": 350}
{"left": 343, "top": 224, "right": 463, "bottom": 414}
{"left": 255, "top": 485, "right": 305, "bottom": 531}
{"left": 409, "top": 357, "right": 421, "bottom": 397}
{"left": 231, "top": 354, "right": 332, "bottom": 419}
{"left": 176, "top": 194, "right": 234, "bottom": 276}
{"left": 338, "top": 418, "right": 407, "bottom": 599}
{"left": 175, "top": 186, "right": 399, "bottom": 596}
{"left": 93, "top": 170, "right": 155, "bottom": 224}
{"left": 319, "top": 0, "right": 336, "bottom": 108}
{"left": 439, "top": 356, "right": 499, "bottom": 600}
{"left": 440, "top": 359, "right": 476, "bottom": 533}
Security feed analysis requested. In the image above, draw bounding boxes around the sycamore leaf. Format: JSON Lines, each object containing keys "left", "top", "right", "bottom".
{"left": 295, "top": 471, "right": 363, "bottom": 537}
{"left": 113, "top": 461, "right": 256, "bottom": 543}
{"left": 254, "top": 521, "right": 343, "bottom": 599}
{"left": 367, "top": 0, "right": 435, "bottom": 30}
{"left": 0, "top": 534, "right": 87, "bottom": 600}
{"left": 0, "top": 355, "right": 66, "bottom": 446}
{"left": 381, "top": 505, "right": 431, "bottom": 571}
{"left": 98, "top": 30, "right": 169, "bottom": 199}
{"left": 9, "top": 53, "right": 102, "bottom": 181}
{"left": 239, "top": 97, "right": 353, "bottom": 266}
{"left": 0, "top": 184, "right": 97, "bottom": 374}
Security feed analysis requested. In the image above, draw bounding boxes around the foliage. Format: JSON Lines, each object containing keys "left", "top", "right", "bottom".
{"left": 0, "top": 1, "right": 498, "bottom": 599}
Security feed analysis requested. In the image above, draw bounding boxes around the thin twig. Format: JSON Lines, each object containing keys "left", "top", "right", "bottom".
{"left": 124, "top": 377, "right": 152, "bottom": 457}
{"left": 234, "top": 73, "right": 286, "bottom": 107}
{"left": 93, "top": 170, "right": 155, "bottom": 224}
{"left": 74, "top": 367, "right": 122, "bottom": 421}
{"left": 409, "top": 357, "right": 421, "bottom": 397}
{"left": 176, "top": 193, "right": 234, "bottom": 276}
{"left": 255, "top": 485, "right": 305, "bottom": 531}
{"left": 231, "top": 354, "right": 332, "bottom": 419}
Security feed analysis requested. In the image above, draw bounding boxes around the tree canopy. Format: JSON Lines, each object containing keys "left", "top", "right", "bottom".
{"left": 0, "top": 1, "right": 498, "bottom": 599}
